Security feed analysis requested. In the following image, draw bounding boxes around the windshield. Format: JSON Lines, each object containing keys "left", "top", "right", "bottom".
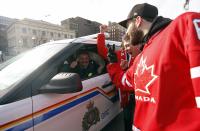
{"left": 0, "top": 43, "right": 67, "bottom": 97}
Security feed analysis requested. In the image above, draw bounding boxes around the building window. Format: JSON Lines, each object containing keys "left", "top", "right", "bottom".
{"left": 70, "top": 35, "right": 73, "bottom": 38}
{"left": 58, "top": 33, "right": 61, "bottom": 37}
{"left": 64, "top": 34, "right": 67, "bottom": 38}
{"left": 32, "top": 29, "right": 37, "bottom": 35}
{"left": 22, "top": 38, "right": 28, "bottom": 47}
{"left": 22, "top": 28, "right": 27, "bottom": 34}
{"left": 43, "top": 40, "right": 47, "bottom": 43}
{"left": 50, "top": 32, "right": 53, "bottom": 37}
{"left": 42, "top": 31, "right": 46, "bottom": 36}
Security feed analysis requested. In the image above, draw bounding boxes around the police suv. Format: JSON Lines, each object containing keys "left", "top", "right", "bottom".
{"left": 0, "top": 34, "right": 121, "bottom": 131}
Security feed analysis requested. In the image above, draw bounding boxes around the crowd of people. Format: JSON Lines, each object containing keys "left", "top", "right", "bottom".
{"left": 97, "top": 2, "right": 200, "bottom": 131}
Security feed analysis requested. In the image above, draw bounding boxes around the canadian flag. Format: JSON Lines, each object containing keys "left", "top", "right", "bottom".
{"left": 193, "top": 19, "right": 200, "bottom": 40}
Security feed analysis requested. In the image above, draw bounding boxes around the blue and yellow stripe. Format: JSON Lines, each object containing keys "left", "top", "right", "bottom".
{"left": 0, "top": 87, "right": 118, "bottom": 131}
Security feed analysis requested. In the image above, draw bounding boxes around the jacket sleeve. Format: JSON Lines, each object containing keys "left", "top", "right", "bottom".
{"left": 182, "top": 13, "right": 200, "bottom": 108}
{"left": 107, "top": 63, "right": 134, "bottom": 92}
{"left": 97, "top": 33, "right": 122, "bottom": 62}
{"left": 97, "top": 33, "right": 108, "bottom": 59}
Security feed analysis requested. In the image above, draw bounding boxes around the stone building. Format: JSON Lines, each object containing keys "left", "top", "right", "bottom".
{"left": 7, "top": 18, "right": 75, "bottom": 55}
{"left": 108, "top": 22, "right": 126, "bottom": 42}
{"left": 61, "top": 17, "right": 101, "bottom": 37}
{"left": 0, "top": 16, "right": 15, "bottom": 53}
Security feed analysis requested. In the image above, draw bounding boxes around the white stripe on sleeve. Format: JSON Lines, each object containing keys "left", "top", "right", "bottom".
{"left": 121, "top": 73, "right": 133, "bottom": 87}
{"left": 195, "top": 97, "right": 200, "bottom": 108}
{"left": 132, "top": 125, "right": 141, "bottom": 131}
{"left": 126, "top": 79, "right": 133, "bottom": 87}
{"left": 190, "top": 66, "right": 200, "bottom": 79}
{"left": 121, "top": 73, "right": 126, "bottom": 86}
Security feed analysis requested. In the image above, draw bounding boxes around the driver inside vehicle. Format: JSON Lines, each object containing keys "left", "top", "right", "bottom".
{"left": 68, "top": 51, "right": 100, "bottom": 79}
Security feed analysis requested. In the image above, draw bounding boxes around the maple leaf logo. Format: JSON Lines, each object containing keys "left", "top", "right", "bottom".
{"left": 134, "top": 55, "right": 158, "bottom": 94}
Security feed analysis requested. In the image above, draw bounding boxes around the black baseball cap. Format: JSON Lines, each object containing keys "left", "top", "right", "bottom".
{"left": 119, "top": 3, "right": 158, "bottom": 28}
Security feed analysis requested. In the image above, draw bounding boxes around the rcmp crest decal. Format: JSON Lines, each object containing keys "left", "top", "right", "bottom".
{"left": 82, "top": 101, "right": 100, "bottom": 131}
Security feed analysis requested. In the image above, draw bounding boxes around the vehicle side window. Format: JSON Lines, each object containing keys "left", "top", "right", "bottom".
{"left": 59, "top": 44, "right": 106, "bottom": 80}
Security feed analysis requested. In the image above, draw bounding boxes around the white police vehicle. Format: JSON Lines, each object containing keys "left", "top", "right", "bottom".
{"left": 0, "top": 34, "right": 122, "bottom": 131}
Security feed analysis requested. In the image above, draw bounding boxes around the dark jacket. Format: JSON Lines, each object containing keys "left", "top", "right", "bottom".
{"left": 71, "top": 61, "right": 99, "bottom": 79}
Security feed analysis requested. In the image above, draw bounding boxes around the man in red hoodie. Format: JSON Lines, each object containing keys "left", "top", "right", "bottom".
{"left": 107, "top": 2, "right": 200, "bottom": 131}
{"left": 97, "top": 25, "right": 142, "bottom": 131}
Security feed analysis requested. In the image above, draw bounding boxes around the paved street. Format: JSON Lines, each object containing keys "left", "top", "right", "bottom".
{"left": 101, "top": 112, "right": 125, "bottom": 131}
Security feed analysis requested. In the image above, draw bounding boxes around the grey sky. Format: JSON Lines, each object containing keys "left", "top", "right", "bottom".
{"left": 0, "top": 0, "right": 199, "bottom": 25}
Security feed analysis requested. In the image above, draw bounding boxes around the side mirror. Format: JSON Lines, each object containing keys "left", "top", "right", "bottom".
{"left": 39, "top": 73, "right": 82, "bottom": 94}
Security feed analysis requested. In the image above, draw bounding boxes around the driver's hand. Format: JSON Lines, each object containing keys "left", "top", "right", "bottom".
{"left": 70, "top": 61, "right": 78, "bottom": 68}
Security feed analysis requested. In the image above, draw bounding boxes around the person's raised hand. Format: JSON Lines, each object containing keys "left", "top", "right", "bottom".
{"left": 100, "top": 25, "right": 108, "bottom": 34}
